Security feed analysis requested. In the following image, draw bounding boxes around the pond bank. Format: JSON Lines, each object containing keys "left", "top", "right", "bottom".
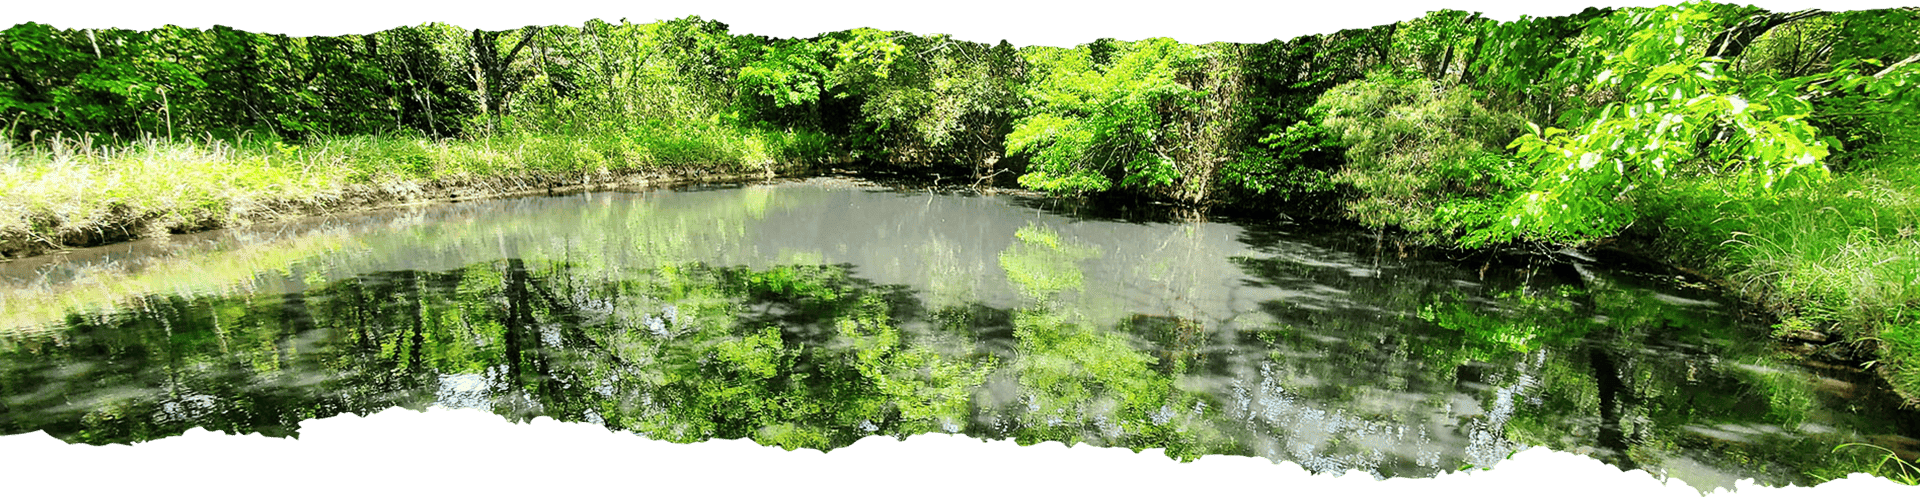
{"left": 1, "top": 166, "right": 808, "bottom": 260}
{"left": 0, "top": 131, "right": 835, "bottom": 261}
{"left": 4, "top": 134, "right": 1914, "bottom": 410}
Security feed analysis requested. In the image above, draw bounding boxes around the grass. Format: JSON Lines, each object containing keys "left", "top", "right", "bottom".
{"left": 0, "top": 122, "right": 835, "bottom": 259}
{"left": 1651, "top": 152, "right": 1920, "bottom": 403}
{"left": 1814, "top": 443, "right": 1920, "bottom": 485}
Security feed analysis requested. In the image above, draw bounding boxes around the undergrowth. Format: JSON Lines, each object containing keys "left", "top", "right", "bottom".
{"left": 1651, "top": 152, "right": 1920, "bottom": 402}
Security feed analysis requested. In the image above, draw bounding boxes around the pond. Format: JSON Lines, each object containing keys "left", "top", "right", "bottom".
{"left": 1, "top": 178, "right": 1914, "bottom": 491}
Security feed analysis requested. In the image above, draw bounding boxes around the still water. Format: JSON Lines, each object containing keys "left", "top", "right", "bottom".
{"left": 1, "top": 178, "right": 1914, "bottom": 490}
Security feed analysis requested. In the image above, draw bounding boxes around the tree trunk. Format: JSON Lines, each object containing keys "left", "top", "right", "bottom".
{"left": 363, "top": 33, "right": 403, "bottom": 130}
{"left": 1460, "top": 19, "right": 1488, "bottom": 86}
{"left": 469, "top": 27, "right": 542, "bottom": 125}
{"left": 469, "top": 29, "right": 496, "bottom": 128}
{"left": 1375, "top": 24, "right": 1398, "bottom": 70}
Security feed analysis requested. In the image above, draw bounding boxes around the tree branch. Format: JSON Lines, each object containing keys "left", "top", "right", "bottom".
{"left": 1873, "top": 52, "right": 1920, "bottom": 79}
{"left": 1798, "top": 51, "right": 1920, "bottom": 101}
{"left": 1706, "top": 9, "right": 1828, "bottom": 61}
{"left": 2, "top": 68, "right": 44, "bottom": 103}
{"left": 502, "top": 27, "right": 542, "bottom": 69}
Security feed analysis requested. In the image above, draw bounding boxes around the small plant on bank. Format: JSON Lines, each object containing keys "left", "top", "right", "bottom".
{"left": 1819, "top": 443, "right": 1920, "bottom": 485}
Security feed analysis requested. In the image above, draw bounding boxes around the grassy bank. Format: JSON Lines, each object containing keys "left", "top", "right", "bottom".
{"left": 1647, "top": 153, "right": 1920, "bottom": 404}
{"left": 0, "top": 124, "right": 836, "bottom": 260}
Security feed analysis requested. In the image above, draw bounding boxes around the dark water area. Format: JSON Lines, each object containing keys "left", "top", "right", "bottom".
{"left": 1, "top": 178, "right": 1915, "bottom": 491}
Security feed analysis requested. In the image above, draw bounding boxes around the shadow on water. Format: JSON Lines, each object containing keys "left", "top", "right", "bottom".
{"left": 1, "top": 179, "right": 1915, "bottom": 491}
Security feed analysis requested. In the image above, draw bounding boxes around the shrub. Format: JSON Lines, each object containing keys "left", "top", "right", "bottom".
{"left": 1315, "top": 71, "right": 1529, "bottom": 243}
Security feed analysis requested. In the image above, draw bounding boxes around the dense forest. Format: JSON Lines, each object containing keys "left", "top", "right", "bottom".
{"left": 2, "top": 1, "right": 1917, "bottom": 429}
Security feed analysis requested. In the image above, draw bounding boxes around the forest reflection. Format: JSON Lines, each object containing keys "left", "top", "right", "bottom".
{"left": 1, "top": 183, "right": 1915, "bottom": 491}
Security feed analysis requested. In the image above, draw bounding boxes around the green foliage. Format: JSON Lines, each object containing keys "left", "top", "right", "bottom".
{"left": 12, "top": 10, "right": 1920, "bottom": 484}
{"left": 994, "top": 223, "right": 1227, "bottom": 461}
{"left": 1650, "top": 150, "right": 1920, "bottom": 399}
{"left": 1009, "top": 308, "right": 1166, "bottom": 424}
{"left": 1009, "top": 39, "right": 1247, "bottom": 201}
{"left": 1315, "top": 70, "right": 1529, "bottom": 241}
{"left": 1392, "top": 10, "right": 1485, "bottom": 79}
{"left": 0, "top": 126, "right": 831, "bottom": 256}
{"left": 1795, "top": 10, "right": 1920, "bottom": 168}
{"left": 1, "top": 24, "right": 204, "bottom": 138}
{"left": 626, "top": 262, "right": 998, "bottom": 445}
{"left": 840, "top": 35, "right": 1026, "bottom": 171}
{"left": 821, "top": 28, "right": 906, "bottom": 90}
{"left": 1469, "top": 10, "right": 1604, "bottom": 96}
{"left": 1223, "top": 24, "right": 1406, "bottom": 204}
{"left": 0, "top": 22, "right": 492, "bottom": 140}
{"left": 9, "top": 4, "right": 1920, "bottom": 419}
{"left": 729, "top": 27, "right": 907, "bottom": 135}
{"left": 1825, "top": 444, "right": 1920, "bottom": 485}
{"left": 1459, "top": 3, "right": 1917, "bottom": 249}
{"left": 1478, "top": 4, "right": 1836, "bottom": 246}
{"left": 737, "top": 38, "right": 832, "bottom": 109}
{"left": 838, "top": 294, "right": 996, "bottom": 424}
{"left": 1217, "top": 112, "right": 1339, "bottom": 201}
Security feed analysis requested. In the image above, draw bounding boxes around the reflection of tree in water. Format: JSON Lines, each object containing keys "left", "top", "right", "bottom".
{"left": 1217, "top": 220, "right": 1920, "bottom": 487}
{"left": 2, "top": 218, "right": 1915, "bottom": 489}
{"left": 0, "top": 259, "right": 999, "bottom": 450}
{"left": 1129, "top": 314, "right": 1207, "bottom": 375}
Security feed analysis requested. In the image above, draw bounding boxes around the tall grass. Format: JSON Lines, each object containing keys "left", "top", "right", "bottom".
{"left": 0, "top": 123, "right": 835, "bottom": 258}
{"left": 1816, "top": 443, "right": 1920, "bottom": 486}
{"left": 1653, "top": 154, "right": 1920, "bottom": 401}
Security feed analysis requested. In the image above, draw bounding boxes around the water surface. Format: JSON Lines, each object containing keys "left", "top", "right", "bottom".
{"left": 2, "top": 178, "right": 1914, "bottom": 490}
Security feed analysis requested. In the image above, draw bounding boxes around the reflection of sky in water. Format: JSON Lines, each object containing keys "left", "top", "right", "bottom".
{"left": 1224, "top": 358, "right": 1531, "bottom": 478}
{"left": 431, "top": 372, "right": 494, "bottom": 411}
{"left": 4, "top": 180, "right": 1429, "bottom": 333}
{"left": 2, "top": 179, "right": 1915, "bottom": 493}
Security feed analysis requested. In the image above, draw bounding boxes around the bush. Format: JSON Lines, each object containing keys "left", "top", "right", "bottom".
{"left": 1314, "top": 71, "right": 1529, "bottom": 242}
{"left": 1008, "top": 40, "right": 1253, "bottom": 203}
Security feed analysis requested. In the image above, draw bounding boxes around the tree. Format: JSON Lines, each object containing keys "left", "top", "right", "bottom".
{"left": 1464, "top": 3, "right": 1864, "bottom": 246}
{"left": 1007, "top": 38, "right": 1252, "bottom": 203}
{"left": 467, "top": 26, "right": 542, "bottom": 129}
{"left": 1314, "top": 70, "right": 1529, "bottom": 241}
